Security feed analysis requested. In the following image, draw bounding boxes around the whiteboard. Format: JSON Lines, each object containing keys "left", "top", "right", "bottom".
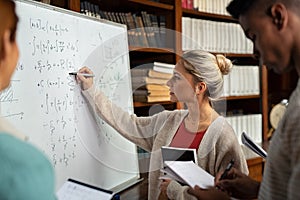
{"left": 0, "top": 0, "right": 139, "bottom": 191}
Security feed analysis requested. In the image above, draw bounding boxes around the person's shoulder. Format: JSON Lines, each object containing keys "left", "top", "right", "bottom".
{"left": 0, "top": 132, "right": 50, "bottom": 164}
{"left": 157, "top": 109, "right": 187, "bottom": 115}
{"left": 209, "top": 116, "right": 236, "bottom": 136}
{"left": 151, "top": 109, "right": 187, "bottom": 125}
{"left": 217, "top": 116, "right": 233, "bottom": 127}
{"left": 211, "top": 115, "right": 229, "bottom": 126}
{"left": 0, "top": 117, "right": 27, "bottom": 140}
{"left": 0, "top": 132, "right": 24, "bottom": 147}
{"left": 0, "top": 132, "right": 28, "bottom": 147}
{"left": 0, "top": 132, "right": 56, "bottom": 200}
{"left": 160, "top": 109, "right": 188, "bottom": 118}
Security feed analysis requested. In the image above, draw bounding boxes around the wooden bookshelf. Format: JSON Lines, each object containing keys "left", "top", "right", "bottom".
{"left": 225, "top": 95, "right": 260, "bottom": 100}
{"left": 128, "top": 0, "right": 174, "bottom": 10}
{"left": 133, "top": 101, "right": 175, "bottom": 108}
{"left": 129, "top": 46, "right": 175, "bottom": 53}
{"left": 182, "top": 8, "right": 237, "bottom": 23}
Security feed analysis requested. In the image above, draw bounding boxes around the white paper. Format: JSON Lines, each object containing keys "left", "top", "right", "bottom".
{"left": 164, "top": 161, "right": 214, "bottom": 188}
{"left": 57, "top": 180, "right": 114, "bottom": 200}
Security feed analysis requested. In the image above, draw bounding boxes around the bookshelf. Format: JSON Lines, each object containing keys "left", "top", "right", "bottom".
{"left": 52, "top": 0, "right": 268, "bottom": 181}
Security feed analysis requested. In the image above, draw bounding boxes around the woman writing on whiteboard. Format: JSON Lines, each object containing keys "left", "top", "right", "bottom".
{"left": 77, "top": 50, "right": 248, "bottom": 200}
{"left": 0, "top": 0, "right": 56, "bottom": 199}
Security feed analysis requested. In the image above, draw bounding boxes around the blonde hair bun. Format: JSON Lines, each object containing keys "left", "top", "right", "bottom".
{"left": 216, "top": 54, "right": 233, "bottom": 75}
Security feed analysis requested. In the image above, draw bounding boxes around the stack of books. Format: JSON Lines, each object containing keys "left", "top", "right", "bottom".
{"left": 131, "top": 62, "right": 175, "bottom": 103}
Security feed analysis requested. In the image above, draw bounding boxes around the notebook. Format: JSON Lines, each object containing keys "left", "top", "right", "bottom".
{"left": 57, "top": 179, "right": 114, "bottom": 200}
{"left": 163, "top": 161, "right": 214, "bottom": 188}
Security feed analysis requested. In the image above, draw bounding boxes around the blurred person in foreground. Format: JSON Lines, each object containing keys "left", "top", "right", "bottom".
{"left": 0, "top": 0, "right": 56, "bottom": 199}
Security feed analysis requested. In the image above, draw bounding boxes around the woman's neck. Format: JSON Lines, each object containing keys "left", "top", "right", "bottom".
{"left": 184, "top": 101, "right": 217, "bottom": 132}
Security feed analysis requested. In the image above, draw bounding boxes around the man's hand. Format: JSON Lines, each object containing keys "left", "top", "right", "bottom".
{"left": 215, "top": 167, "right": 260, "bottom": 199}
{"left": 187, "top": 186, "right": 230, "bottom": 200}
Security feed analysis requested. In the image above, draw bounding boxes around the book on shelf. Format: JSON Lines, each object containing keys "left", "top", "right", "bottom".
{"left": 130, "top": 62, "right": 173, "bottom": 100}
{"left": 133, "top": 95, "right": 170, "bottom": 103}
{"left": 181, "top": 17, "right": 253, "bottom": 53}
{"left": 133, "top": 14, "right": 149, "bottom": 47}
{"left": 141, "top": 11, "right": 157, "bottom": 47}
{"left": 161, "top": 146, "right": 198, "bottom": 165}
{"left": 153, "top": 62, "right": 175, "bottom": 74}
{"left": 241, "top": 132, "right": 267, "bottom": 159}
{"left": 133, "top": 89, "right": 169, "bottom": 97}
{"left": 182, "top": 0, "right": 187, "bottom": 8}
{"left": 153, "top": 66, "right": 174, "bottom": 74}
{"left": 158, "top": 15, "right": 166, "bottom": 48}
{"left": 186, "top": 0, "right": 194, "bottom": 9}
{"left": 149, "top": 14, "right": 161, "bottom": 48}
{"left": 125, "top": 12, "right": 139, "bottom": 46}
{"left": 226, "top": 114, "right": 262, "bottom": 144}
{"left": 131, "top": 76, "right": 169, "bottom": 85}
{"left": 132, "top": 83, "right": 170, "bottom": 91}
{"left": 161, "top": 161, "right": 214, "bottom": 188}
{"left": 131, "top": 68, "right": 172, "bottom": 80}
{"left": 153, "top": 62, "right": 175, "bottom": 69}
{"left": 85, "top": 8, "right": 166, "bottom": 48}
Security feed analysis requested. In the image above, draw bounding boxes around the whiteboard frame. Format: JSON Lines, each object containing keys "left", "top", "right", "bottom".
{"left": 17, "top": 0, "right": 127, "bottom": 31}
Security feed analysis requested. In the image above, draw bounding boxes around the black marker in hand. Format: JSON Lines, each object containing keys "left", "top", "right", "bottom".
{"left": 69, "top": 72, "right": 95, "bottom": 77}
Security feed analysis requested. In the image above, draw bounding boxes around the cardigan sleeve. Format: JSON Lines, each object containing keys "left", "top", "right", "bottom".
{"left": 81, "top": 85, "right": 170, "bottom": 152}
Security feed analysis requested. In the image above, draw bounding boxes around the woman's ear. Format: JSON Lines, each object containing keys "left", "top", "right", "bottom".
{"left": 195, "top": 82, "right": 206, "bottom": 94}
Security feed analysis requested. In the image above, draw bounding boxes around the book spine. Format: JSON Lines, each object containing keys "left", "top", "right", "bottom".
{"left": 135, "top": 15, "right": 149, "bottom": 47}
{"left": 182, "top": 0, "right": 187, "bottom": 8}
{"left": 141, "top": 11, "right": 157, "bottom": 48}
{"left": 150, "top": 14, "right": 161, "bottom": 48}
{"left": 158, "top": 15, "right": 166, "bottom": 48}
{"left": 153, "top": 62, "right": 175, "bottom": 69}
{"left": 153, "top": 65, "right": 174, "bottom": 74}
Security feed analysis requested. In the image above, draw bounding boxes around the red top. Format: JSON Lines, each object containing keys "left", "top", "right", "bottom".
{"left": 169, "top": 121, "right": 206, "bottom": 150}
